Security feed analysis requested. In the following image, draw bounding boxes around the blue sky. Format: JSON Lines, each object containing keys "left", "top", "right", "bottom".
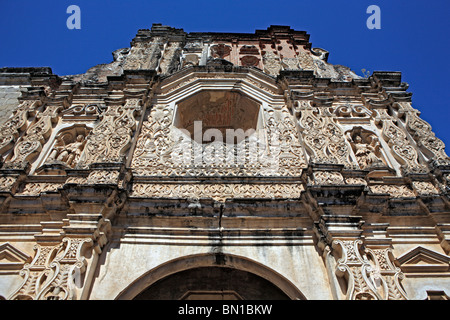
{"left": 1, "top": 0, "right": 449, "bottom": 149}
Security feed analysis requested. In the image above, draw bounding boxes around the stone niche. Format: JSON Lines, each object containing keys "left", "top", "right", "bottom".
{"left": 173, "top": 90, "right": 262, "bottom": 144}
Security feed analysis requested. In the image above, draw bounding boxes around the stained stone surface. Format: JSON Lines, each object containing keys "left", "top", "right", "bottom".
{"left": 0, "top": 24, "right": 448, "bottom": 301}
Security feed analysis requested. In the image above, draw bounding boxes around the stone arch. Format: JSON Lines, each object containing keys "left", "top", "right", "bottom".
{"left": 115, "top": 253, "right": 306, "bottom": 300}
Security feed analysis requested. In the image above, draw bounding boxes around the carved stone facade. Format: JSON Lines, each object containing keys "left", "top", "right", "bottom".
{"left": 0, "top": 24, "right": 449, "bottom": 300}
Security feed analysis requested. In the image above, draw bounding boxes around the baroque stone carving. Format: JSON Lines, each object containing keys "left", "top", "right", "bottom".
{"left": 262, "top": 51, "right": 281, "bottom": 76}
{"left": 210, "top": 44, "right": 231, "bottom": 59}
{"left": 396, "top": 102, "right": 449, "bottom": 163}
{"left": 18, "top": 183, "right": 63, "bottom": 196}
{"left": 345, "top": 177, "right": 367, "bottom": 185}
{"left": 78, "top": 99, "right": 141, "bottom": 167}
{"left": 333, "top": 104, "right": 372, "bottom": 118}
{"left": 333, "top": 240, "right": 407, "bottom": 300}
{"left": 297, "top": 100, "right": 352, "bottom": 167}
{"left": 376, "top": 109, "right": 426, "bottom": 173}
{"left": 0, "top": 100, "right": 40, "bottom": 155}
{"left": 123, "top": 39, "right": 164, "bottom": 70}
{"left": 47, "top": 133, "right": 86, "bottom": 168}
{"left": 412, "top": 181, "right": 440, "bottom": 195}
{"left": 159, "top": 42, "right": 182, "bottom": 74}
{"left": 130, "top": 183, "right": 304, "bottom": 202}
{"left": 347, "top": 128, "right": 385, "bottom": 170}
{"left": 369, "top": 184, "right": 415, "bottom": 198}
{"left": 131, "top": 98, "right": 306, "bottom": 177}
{"left": 6, "top": 105, "right": 61, "bottom": 168}
{"left": 9, "top": 238, "right": 92, "bottom": 300}
{"left": 310, "top": 171, "right": 344, "bottom": 185}
{"left": 0, "top": 176, "right": 18, "bottom": 192}
{"left": 87, "top": 170, "right": 119, "bottom": 185}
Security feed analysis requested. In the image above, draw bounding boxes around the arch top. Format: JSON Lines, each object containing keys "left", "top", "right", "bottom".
{"left": 115, "top": 252, "right": 307, "bottom": 300}
{"left": 155, "top": 67, "right": 285, "bottom": 106}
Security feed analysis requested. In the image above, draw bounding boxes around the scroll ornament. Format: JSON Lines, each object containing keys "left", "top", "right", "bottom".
{"left": 377, "top": 109, "right": 426, "bottom": 173}
{"left": 0, "top": 100, "right": 40, "bottom": 155}
{"left": 403, "top": 106, "right": 449, "bottom": 164}
{"left": 131, "top": 105, "right": 306, "bottom": 177}
{"left": 333, "top": 239, "right": 407, "bottom": 300}
{"left": 9, "top": 238, "right": 92, "bottom": 300}
{"left": 78, "top": 99, "right": 141, "bottom": 167}
{"left": 297, "top": 101, "right": 352, "bottom": 167}
{"left": 7, "top": 105, "right": 60, "bottom": 167}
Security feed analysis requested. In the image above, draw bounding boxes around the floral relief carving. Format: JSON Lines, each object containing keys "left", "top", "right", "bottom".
{"left": 159, "top": 42, "right": 182, "bottom": 74}
{"left": 131, "top": 101, "right": 306, "bottom": 177}
{"left": 310, "top": 171, "right": 344, "bottom": 185}
{"left": 333, "top": 240, "right": 407, "bottom": 300}
{"left": 130, "top": 183, "right": 304, "bottom": 202}
{"left": 6, "top": 105, "right": 60, "bottom": 167}
{"left": 412, "top": 181, "right": 440, "bottom": 195}
{"left": 369, "top": 184, "right": 415, "bottom": 198}
{"left": 262, "top": 51, "right": 281, "bottom": 76}
{"left": 78, "top": 99, "right": 141, "bottom": 167}
{"left": 297, "top": 101, "right": 352, "bottom": 167}
{"left": 87, "top": 170, "right": 119, "bottom": 185}
{"left": 376, "top": 109, "right": 426, "bottom": 173}
{"left": 0, "top": 176, "right": 18, "bottom": 192}
{"left": 400, "top": 103, "right": 449, "bottom": 163}
{"left": 18, "top": 183, "right": 63, "bottom": 196}
{"left": 365, "top": 247, "right": 408, "bottom": 300}
{"left": 9, "top": 238, "right": 92, "bottom": 300}
{"left": 345, "top": 177, "right": 367, "bottom": 186}
{"left": 0, "top": 100, "right": 40, "bottom": 155}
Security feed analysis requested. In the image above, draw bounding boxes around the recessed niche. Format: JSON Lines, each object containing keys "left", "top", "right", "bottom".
{"left": 173, "top": 91, "right": 261, "bottom": 144}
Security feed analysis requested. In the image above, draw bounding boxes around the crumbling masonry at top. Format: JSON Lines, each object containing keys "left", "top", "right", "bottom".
{"left": 0, "top": 24, "right": 449, "bottom": 300}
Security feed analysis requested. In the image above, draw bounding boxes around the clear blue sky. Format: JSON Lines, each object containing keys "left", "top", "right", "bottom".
{"left": 1, "top": 0, "right": 449, "bottom": 149}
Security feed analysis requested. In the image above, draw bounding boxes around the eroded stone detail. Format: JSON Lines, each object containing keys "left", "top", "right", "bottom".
{"left": 0, "top": 100, "right": 40, "bottom": 155}
{"left": 333, "top": 240, "right": 407, "bottom": 300}
{"left": 79, "top": 99, "right": 141, "bottom": 167}
{"left": 369, "top": 184, "right": 415, "bottom": 198}
{"left": 9, "top": 238, "right": 92, "bottom": 300}
{"left": 297, "top": 101, "right": 353, "bottom": 167}
{"left": 130, "top": 183, "right": 304, "bottom": 202}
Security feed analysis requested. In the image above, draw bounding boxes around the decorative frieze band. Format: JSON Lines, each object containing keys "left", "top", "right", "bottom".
{"left": 130, "top": 183, "right": 305, "bottom": 202}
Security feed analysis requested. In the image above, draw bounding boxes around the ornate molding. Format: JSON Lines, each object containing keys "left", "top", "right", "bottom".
{"left": 130, "top": 183, "right": 304, "bottom": 202}
{"left": 333, "top": 240, "right": 407, "bottom": 300}
{"left": 369, "top": 184, "right": 415, "bottom": 198}
{"left": 0, "top": 100, "right": 40, "bottom": 155}
{"left": 78, "top": 99, "right": 141, "bottom": 167}
{"left": 9, "top": 238, "right": 92, "bottom": 300}
{"left": 297, "top": 101, "right": 353, "bottom": 167}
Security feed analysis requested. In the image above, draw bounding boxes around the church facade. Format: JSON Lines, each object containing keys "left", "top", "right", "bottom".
{"left": 0, "top": 24, "right": 449, "bottom": 300}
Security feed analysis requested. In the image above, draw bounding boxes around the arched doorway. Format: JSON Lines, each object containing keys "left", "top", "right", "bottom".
{"left": 133, "top": 266, "right": 289, "bottom": 300}
{"left": 116, "top": 253, "right": 306, "bottom": 300}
